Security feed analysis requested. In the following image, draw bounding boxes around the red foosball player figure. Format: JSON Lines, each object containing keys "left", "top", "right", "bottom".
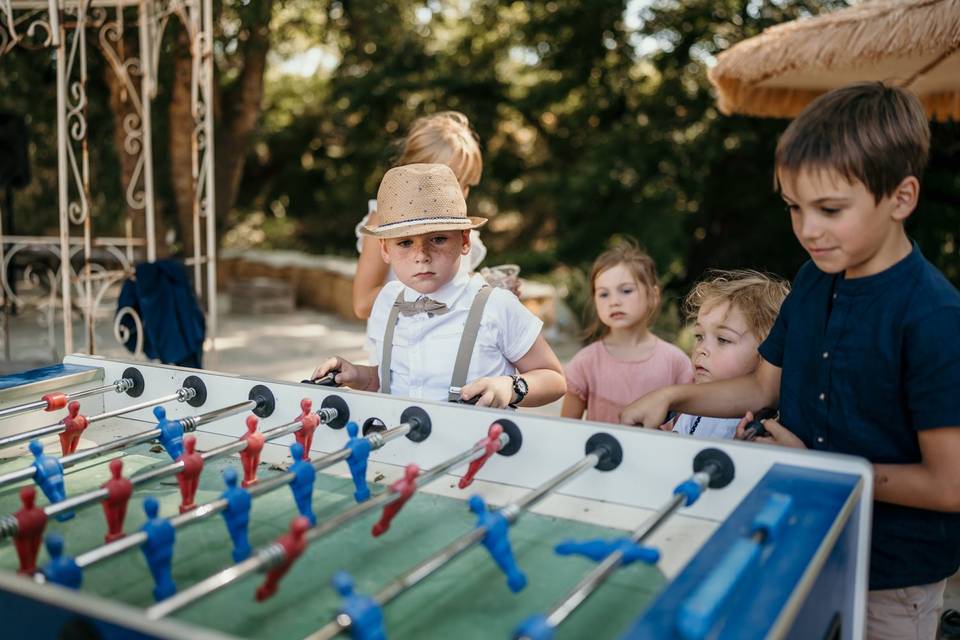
{"left": 255, "top": 516, "right": 310, "bottom": 601}
{"left": 13, "top": 486, "right": 47, "bottom": 575}
{"left": 294, "top": 398, "right": 320, "bottom": 460}
{"left": 371, "top": 464, "right": 420, "bottom": 537}
{"left": 458, "top": 423, "right": 504, "bottom": 489}
{"left": 176, "top": 435, "right": 204, "bottom": 513}
{"left": 240, "top": 415, "right": 265, "bottom": 488}
{"left": 58, "top": 401, "right": 89, "bottom": 456}
{"left": 100, "top": 458, "right": 133, "bottom": 543}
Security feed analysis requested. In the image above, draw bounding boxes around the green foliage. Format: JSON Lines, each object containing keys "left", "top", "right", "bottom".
{"left": 2, "top": 0, "right": 957, "bottom": 298}
{"left": 244, "top": 0, "right": 959, "bottom": 299}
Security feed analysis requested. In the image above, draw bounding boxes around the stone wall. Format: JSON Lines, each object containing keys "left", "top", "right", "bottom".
{"left": 218, "top": 249, "right": 557, "bottom": 330}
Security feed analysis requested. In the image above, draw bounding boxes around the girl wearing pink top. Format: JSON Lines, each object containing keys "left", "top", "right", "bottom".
{"left": 562, "top": 242, "right": 693, "bottom": 424}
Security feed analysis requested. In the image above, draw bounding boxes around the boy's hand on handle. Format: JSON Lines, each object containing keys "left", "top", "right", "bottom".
{"left": 737, "top": 415, "right": 806, "bottom": 448}
{"left": 311, "top": 357, "right": 364, "bottom": 389}
{"left": 459, "top": 376, "right": 514, "bottom": 409}
{"left": 620, "top": 389, "right": 671, "bottom": 428}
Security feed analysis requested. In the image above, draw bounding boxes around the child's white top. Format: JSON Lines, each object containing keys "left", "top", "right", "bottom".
{"left": 355, "top": 199, "right": 488, "bottom": 281}
{"left": 365, "top": 271, "right": 542, "bottom": 401}
{"left": 672, "top": 413, "right": 740, "bottom": 439}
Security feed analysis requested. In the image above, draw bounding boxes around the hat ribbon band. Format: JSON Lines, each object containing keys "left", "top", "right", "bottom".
{"left": 374, "top": 216, "right": 473, "bottom": 231}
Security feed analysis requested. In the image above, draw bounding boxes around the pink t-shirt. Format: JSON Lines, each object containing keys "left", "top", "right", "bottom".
{"left": 565, "top": 338, "right": 694, "bottom": 424}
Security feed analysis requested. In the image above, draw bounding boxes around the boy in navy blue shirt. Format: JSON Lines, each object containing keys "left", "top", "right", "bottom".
{"left": 622, "top": 82, "right": 960, "bottom": 639}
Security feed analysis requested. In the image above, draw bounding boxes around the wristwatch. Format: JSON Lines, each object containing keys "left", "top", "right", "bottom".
{"left": 510, "top": 374, "right": 529, "bottom": 407}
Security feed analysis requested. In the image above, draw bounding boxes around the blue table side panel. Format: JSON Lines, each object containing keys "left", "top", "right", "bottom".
{"left": 785, "top": 510, "right": 855, "bottom": 640}
{"left": 621, "top": 463, "right": 860, "bottom": 640}
{"left": 1, "top": 591, "right": 161, "bottom": 640}
{"left": 0, "top": 363, "right": 99, "bottom": 391}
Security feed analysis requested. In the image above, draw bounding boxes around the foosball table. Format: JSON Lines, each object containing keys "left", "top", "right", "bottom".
{"left": 0, "top": 356, "right": 872, "bottom": 639}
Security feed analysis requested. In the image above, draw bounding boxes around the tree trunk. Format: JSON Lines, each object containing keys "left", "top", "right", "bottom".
{"left": 213, "top": 0, "right": 274, "bottom": 230}
{"left": 168, "top": 26, "right": 196, "bottom": 257}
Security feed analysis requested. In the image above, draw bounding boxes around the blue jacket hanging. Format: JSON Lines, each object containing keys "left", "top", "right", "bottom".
{"left": 116, "top": 260, "right": 206, "bottom": 368}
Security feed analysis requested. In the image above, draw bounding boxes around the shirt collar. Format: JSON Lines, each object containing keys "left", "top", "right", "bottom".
{"left": 401, "top": 268, "right": 473, "bottom": 307}
{"left": 834, "top": 239, "right": 923, "bottom": 296}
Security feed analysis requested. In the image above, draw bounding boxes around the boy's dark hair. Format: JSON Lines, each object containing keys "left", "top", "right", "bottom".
{"left": 774, "top": 82, "right": 930, "bottom": 203}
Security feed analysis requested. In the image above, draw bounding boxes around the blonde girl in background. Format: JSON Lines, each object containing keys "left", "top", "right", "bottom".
{"left": 353, "top": 111, "right": 487, "bottom": 320}
{"left": 562, "top": 242, "right": 693, "bottom": 424}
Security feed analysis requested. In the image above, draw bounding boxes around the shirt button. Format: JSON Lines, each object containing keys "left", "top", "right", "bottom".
{"left": 822, "top": 351, "right": 829, "bottom": 359}
{"left": 833, "top": 293, "right": 837, "bottom": 299}
{"left": 817, "top": 436, "right": 825, "bottom": 443}
{"left": 819, "top": 392, "right": 826, "bottom": 401}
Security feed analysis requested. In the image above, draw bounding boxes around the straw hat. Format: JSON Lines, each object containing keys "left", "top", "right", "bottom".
{"left": 360, "top": 163, "right": 488, "bottom": 239}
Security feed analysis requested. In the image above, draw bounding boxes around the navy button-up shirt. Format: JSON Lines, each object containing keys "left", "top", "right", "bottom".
{"left": 760, "top": 242, "right": 960, "bottom": 589}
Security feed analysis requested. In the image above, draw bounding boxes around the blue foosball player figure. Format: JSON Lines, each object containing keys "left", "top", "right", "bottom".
{"left": 343, "top": 422, "right": 371, "bottom": 503}
{"left": 332, "top": 570, "right": 385, "bottom": 640}
{"left": 140, "top": 496, "right": 176, "bottom": 601}
{"left": 29, "top": 440, "right": 73, "bottom": 521}
{"left": 220, "top": 467, "right": 252, "bottom": 562}
{"left": 154, "top": 406, "right": 184, "bottom": 460}
{"left": 468, "top": 495, "right": 527, "bottom": 592}
{"left": 42, "top": 533, "right": 82, "bottom": 589}
{"left": 288, "top": 442, "right": 317, "bottom": 525}
{"left": 554, "top": 538, "right": 660, "bottom": 566}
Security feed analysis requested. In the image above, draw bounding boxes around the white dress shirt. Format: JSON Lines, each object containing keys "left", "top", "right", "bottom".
{"left": 672, "top": 413, "right": 740, "bottom": 439}
{"left": 365, "top": 272, "right": 543, "bottom": 401}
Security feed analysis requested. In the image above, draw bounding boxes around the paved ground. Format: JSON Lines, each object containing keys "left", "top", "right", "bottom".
{"left": 0, "top": 295, "right": 581, "bottom": 415}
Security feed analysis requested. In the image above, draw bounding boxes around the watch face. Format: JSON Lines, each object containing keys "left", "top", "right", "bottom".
{"left": 515, "top": 377, "right": 529, "bottom": 395}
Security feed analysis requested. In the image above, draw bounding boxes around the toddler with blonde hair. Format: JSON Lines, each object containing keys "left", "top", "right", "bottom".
{"left": 669, "top": 270, "right": 789, "bottom": 438}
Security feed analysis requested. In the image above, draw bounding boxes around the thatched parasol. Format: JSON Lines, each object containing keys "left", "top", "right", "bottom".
{"left": 708, "top": 0, "right": 960, "bottom": 121}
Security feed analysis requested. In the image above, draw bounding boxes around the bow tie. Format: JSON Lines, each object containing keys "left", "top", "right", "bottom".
{"left": 395, "top": 296, "right": 450, "bottom": 317}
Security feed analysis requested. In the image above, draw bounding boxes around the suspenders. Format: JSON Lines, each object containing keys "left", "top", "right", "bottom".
{"left": 379, "top": 286, "right": 494, "bottom": 400}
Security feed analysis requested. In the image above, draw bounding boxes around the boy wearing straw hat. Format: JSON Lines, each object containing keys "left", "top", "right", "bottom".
{"left": 621, "top": 82, "right": 960, "bottom": 639}
{"left": 312, "top": 163, "right": 566, "bottom": 409}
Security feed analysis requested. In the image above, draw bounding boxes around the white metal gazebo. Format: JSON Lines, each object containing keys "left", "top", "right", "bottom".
{"left": 0, "top": 0, "right": 217, "bottom": 360}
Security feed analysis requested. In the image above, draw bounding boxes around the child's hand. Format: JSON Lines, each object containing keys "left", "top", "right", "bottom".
{"left": 311, "top": 357, "right": 365, "bottom": 389}
{"left": 736, "top": 413, "right": 806, "bottom": 448}
{"left": 460, "top": 376, "right": 514, "bottom": 409}
{"left": 620, "top": 390, "right": 671, "bottom": 428}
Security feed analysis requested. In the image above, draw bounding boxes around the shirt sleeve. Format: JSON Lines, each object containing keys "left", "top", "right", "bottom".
{"left": 564, "top": 347, "right": 591, "bottom": 401}
{"left": 468, "top": 230, "right": 487, "bottom": 271}
{"left": 491, "top": 289, "right": 544, "bottom": 363}
{"left": 759, "top": 263, "right": 807, "bottom": 367}
{"left": 354, "top": 201, "right": 377, "bottom": 254}
{"left": 904, "top": 305, "right": 960, "bottom": 430}
{"left": 759, "top": 287, "right": 794, "bottom": 367}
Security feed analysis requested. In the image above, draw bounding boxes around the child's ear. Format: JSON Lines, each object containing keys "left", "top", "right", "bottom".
{"left": 889, "top": 176, "right": 920, "bottom": 223}
{"left": 379, "top": 239, "right": 391, "bottom": 264}
{"left": 461, "top": 230, "right": 471, "bottom": 256}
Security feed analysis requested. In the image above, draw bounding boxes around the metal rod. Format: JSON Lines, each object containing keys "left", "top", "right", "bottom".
{"left": 144, "top": 422, "right": 429, "bottom": 619}
{"left": 0, "top": 398, "right": 247, "bottom": 491}
{"left": 81, "top": 423, "right": 412, "bottom": 577}
{"left": 531, "top": 465, "right": 718, "bottom": 635}
{"left": 308, "top": 451, "right": 602, "bottom": 640}
{"left": 36, "top": 409, "right": 325, "bottom": 523}
{"left": 0, "top": 385, "right": 192, "bottom": 451}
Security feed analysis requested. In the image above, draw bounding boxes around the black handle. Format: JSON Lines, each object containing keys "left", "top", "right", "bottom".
{"left": 301, "top": 370, "right": 340, "bottom": 387}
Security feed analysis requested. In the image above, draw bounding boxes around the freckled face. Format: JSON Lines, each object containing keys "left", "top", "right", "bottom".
{"left": 691, "top": 302, "right": 760, "bottom": 383}
{"left": 380, "top": 231, "right": 470, "bottom": 294}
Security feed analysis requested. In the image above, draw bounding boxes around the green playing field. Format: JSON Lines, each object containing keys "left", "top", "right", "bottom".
{"left": 0, "top": 445, "right": 665, "bottom": 639}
